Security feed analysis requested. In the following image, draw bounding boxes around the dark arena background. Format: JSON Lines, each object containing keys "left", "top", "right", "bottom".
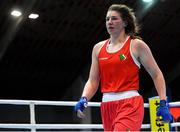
{"left": 0, "top": 0, "right": 180, "bottom": 131}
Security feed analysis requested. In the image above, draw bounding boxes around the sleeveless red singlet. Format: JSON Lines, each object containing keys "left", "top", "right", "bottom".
{"left": 98, "top": 37, "right": 140, "bottom": 93}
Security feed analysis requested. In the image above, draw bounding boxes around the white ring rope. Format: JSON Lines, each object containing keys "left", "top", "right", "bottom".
{"left": 1, "top": 99, "right": 180, "bottom": 107}
{"left": 0, "top": 123, "right": 151, "bottom": 129}
{"left": 0, "top": 123, "right": 179, "bottom": 129}
{"left": 0, "top": 99, "right": 180, "bottom": 130}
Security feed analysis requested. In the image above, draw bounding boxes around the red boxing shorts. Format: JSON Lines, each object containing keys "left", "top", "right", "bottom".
{"left": 100, "top": 96, "right": 144, "bottom": 131}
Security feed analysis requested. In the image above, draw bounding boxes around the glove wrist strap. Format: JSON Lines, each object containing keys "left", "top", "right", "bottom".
{"left": 160, "top": 100, "right": 167, "bottom": 107}
{"left": 81, "top": 96, "right": 88, "bottom": 101}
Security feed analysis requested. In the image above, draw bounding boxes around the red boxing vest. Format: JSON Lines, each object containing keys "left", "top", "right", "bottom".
{"left": 98, "top": 37, "right": 140, "bottom": 93}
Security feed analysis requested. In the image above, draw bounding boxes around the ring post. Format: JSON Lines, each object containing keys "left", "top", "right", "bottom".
{"left": 149, "top": 96, "right": 170, "bottom": 131}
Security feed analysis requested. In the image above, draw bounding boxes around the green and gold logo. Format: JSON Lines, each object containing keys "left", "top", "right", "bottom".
{"left": 119, "top": 54, "right": 126, "bottom": 60}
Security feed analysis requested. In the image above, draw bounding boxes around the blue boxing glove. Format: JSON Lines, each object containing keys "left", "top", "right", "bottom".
{"left": 74, "top": 96, "right": 88, "bottom": 118}
{"left": 156, "top": 100, "right": 172, "bottom": 122}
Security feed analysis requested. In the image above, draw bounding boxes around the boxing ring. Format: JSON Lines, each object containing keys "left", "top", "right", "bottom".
{"left": 0, "top": 99, "right": 180, "bottom": 131}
